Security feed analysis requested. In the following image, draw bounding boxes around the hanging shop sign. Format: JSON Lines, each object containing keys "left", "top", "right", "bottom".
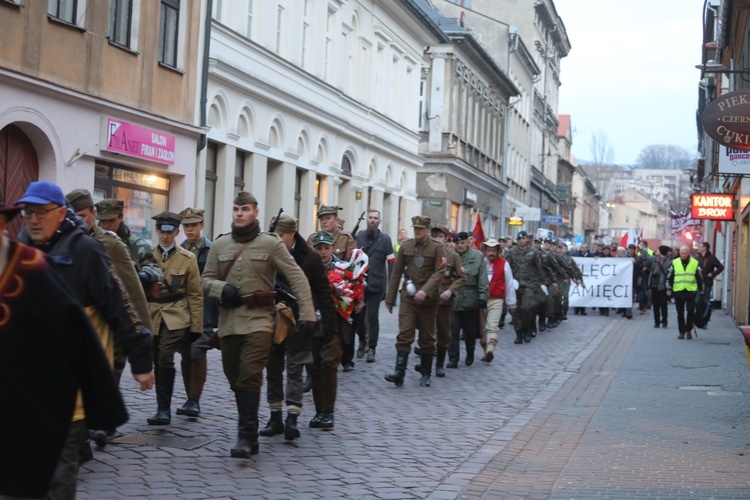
{"left": 101, "top": 117, "right": 176, "bottom": 165}
{"left": 507, "top": 216, "right": 523, "bottom": 226}
{"left": 690, "top": 193, "right": 735, "bottom": 220}
{"left": 701, "top": 90, "right": 750, "bottom": 151}
{"left": 463, "top": 189, "right": 478, "bottom": 206}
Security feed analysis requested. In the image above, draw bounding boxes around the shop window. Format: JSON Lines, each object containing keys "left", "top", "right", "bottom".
{"left": 109, "top": 0, "right": 135, "bottom": 49}
{"left": 94, "top": 163, "right": 169, "bottom": 244}
{"left": 235, "top": 150, "right": 246, "bottom": 196}
{"left": 450, "top": 203, "right": 459, "bottom": 231}
{"left": 158, "top": 0, "right": 180, "bottom": 68}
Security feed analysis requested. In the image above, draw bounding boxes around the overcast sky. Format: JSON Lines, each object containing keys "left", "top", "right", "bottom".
{"left": 554, "top": 0, "right": 705, "bottom": 166}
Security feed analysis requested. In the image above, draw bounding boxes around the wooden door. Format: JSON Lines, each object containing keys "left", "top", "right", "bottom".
{"left": 0, "top": 125, "right": 39, "bottom": 239}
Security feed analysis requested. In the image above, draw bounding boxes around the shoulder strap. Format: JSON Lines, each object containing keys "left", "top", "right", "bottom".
{"left": 223, "top": 241, "right": 252, "bottom": 280}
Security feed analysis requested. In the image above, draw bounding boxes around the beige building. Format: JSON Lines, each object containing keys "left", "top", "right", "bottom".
{"left": 0, "top": 0, "right": 203, "bottom": 241}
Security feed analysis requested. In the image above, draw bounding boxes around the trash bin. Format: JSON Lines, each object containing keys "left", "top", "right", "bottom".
{"left": 739, "top": 326, "right": 750, "bottom": 371}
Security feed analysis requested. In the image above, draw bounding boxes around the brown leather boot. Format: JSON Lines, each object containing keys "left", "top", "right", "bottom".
{"left": 686, "top": 330, "right": 693, "bottom": 340}
{"left": 678, "top": 332, "right": 685, "bottom": 339}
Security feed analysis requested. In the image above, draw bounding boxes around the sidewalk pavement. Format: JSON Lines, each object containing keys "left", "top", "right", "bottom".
{"left": 457, "top": 308, "right": 750, "bottom": 499}
{"left": 75, "top": 305, "right": 750, "bottom": 499}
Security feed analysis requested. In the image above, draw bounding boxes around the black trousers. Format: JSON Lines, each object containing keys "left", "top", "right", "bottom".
{"left": 651, "top": 288, "right": 668, "bottom": 325}
{"left": 449, "top": 309, "right": 479, "bottom": 361}
{"left": 673, "top": 291, "right": 697, "bottom": 334}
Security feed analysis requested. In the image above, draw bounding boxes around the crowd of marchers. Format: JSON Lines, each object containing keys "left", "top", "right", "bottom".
{"left": 0, "top": 180, "right": 724, "bottom": 499}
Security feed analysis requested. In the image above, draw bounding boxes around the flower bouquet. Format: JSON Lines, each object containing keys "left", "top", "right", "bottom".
{"left": 327, "top": 248, "right": 369, "bottom": 320}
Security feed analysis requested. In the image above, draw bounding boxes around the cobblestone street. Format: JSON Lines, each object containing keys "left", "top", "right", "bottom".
{"left": 77, "top": 305, "right": 750, "bottom": 499}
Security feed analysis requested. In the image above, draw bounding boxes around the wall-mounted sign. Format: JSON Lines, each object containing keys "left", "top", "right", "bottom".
{"left": 423, "top": 199, "right": 443, "bottom": 206}
{"left": 718, "top": 145, "right": 750, "bottom": 174}
{"left": 507, "top": 216, "right": 523, "bottom": 226}
{"left": 464, "top": 189, "right": 478, "bottom": 205}
{"left": 541, "top": 214, "right": 563, "bottom": 224}
{"left": 701, "top": 90, "right": 750, "bottom": 151}
{"left": 515, "top": 207, "right": 541, "bottom": 221}
{"left": 690, "top": 193, "right": 735, "bottom": 220}
{"left": 102, "top": 117, "right": 176, "bottom": 165}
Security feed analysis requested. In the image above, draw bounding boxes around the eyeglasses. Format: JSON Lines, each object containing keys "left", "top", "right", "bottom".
{"left": 21, "top": 206, "right": 60, "bottom": 220}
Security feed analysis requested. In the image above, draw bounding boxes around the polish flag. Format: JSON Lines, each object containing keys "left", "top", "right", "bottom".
{"left": 619, "top": 229, "right": 637, "bottom": 248}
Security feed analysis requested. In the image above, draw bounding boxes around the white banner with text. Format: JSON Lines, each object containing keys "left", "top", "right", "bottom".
{"left": 569, "top": 257, "right": 633, "bottom": 308}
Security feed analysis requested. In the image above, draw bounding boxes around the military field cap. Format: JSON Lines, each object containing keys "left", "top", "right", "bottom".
{"left": 273, "top": 213, "right": 298, "bottom": 234}
{"left": 318, "top": 205, "right": 341, "bottom": 218}
{"left": 15, "top": 181, "right": 66, "bottom": 207}
{"left": 312, "top": 230, "right": 335, "bottom": 246}
{"left": 337, "top": 218, "right": 345, "bottom": 228}
{"left": 234, "top": 191, "right": 258, "bottom": 206}
{"left": 467, "top": 231, "right": 475, "bottom": 237}
{"left": 483, "top": 238, "right": 500, "bottom": 248}
{"left": 66, "top": 189, "right": 94, "bottom": 212}
{"left": 179, "top": 207, "right": 204, "bottom": 224}
{"left": 431, "top": 224, "right": 450, "bottom": 235}
{"left": 533, "top": 238, "right": 542, "bottom": 244}
{"left": 152, "top": 211, "right": 183, "bottom": 232}
{"left": 454, "top": 231, "right": 469, "bottom": 242}
{"left": 411, "top": 215, "right": 431, "bottom": 228}
{"left": 95, "top": 198, "right": 124, "bottom": 220}
{"left": 516, "top": 230, "right": 529, "bottom": 240}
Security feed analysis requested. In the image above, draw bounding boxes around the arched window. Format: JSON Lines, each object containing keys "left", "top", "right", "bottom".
{"left": 341, "top": 154, "right": 352, "bottom": 176}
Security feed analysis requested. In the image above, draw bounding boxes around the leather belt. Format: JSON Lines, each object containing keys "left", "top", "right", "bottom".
{"left": 148, "top": 293, "right": 185, "bottom": 304}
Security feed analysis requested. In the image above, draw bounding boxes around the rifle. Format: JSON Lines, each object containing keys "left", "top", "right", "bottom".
{"left": 268, "top": 207, "right": 284, "bottom": 233}
{"left": 351, "top": 210, "right": 366, "bottom": 237}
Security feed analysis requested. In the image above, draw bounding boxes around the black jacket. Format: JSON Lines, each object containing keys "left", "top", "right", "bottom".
{"left": 279, "top": 232, "right": 338, "bottom": 333}
{"left": 355, "top": 229, "right": 394, "bottom": 294}
{"left": 19, "top": 214, "right": 153, "bottom": 374}
{"left": 697, "top": 250, "right": 724, "bottom": 284}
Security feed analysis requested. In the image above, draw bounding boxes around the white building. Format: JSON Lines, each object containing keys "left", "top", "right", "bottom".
{"left": 199, "top": 0, "right": 447, "bottom": 239}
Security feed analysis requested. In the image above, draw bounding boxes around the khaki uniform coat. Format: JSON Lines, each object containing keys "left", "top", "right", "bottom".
{"left": 92, "top": 225, "right": 153, "bottom": 333}
{"left": 386, "top": 237, "right": 447, "bottom": 306}
{"left": 150, "top": 246, "right": 203, "bottom": 333}
{"left": 202, "top": 233, "right": 315, "bottom": 337}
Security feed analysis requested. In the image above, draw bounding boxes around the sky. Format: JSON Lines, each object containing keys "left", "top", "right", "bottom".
{"left": 554, "top": 0, "right": 705, "bottom": 166}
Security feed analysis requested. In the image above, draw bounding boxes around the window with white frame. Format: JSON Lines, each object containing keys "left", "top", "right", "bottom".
{"left": 109, "top": 0, "right": 139, "bottom": 49}
{"left": 324, "top": 7, "right": 335, "bottom": 81}
{"left": 418, "top": 78, "right": 426, "bottom": 130}
{"left": 301, "top": 0, "right": 310, "bottom": 68}
{"left": 275, "top": 2, "right": 285, "bottom": 55}
{"left": 246, "top": 0, "right": 254, "bottom": 38}
{"left": 48, "top": 0, "right": 86, "bottom": 26}
{"left": 158, "top": 0, "right": 179, "bottom": 68}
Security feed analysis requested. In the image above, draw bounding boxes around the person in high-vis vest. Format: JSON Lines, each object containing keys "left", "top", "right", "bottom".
{"left": 666, "top": 246, "right": 703, "bottom": 340}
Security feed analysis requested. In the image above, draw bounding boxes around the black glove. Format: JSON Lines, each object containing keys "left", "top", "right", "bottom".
{"left": 295, "top": 320, "right": 318, "bottom": 336}
{"left": 138, "top": 270, "right": 153, "bottom": 287}
{"left": 221, "top": 285, "right": 243, "bottom": 308}
{"left": 479, "top": 300, "right": 487, "bottom": 310}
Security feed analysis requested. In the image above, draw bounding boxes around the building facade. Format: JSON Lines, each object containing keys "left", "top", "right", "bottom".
{"left": 0, "top": 0, "right": 203, "bottom": 241}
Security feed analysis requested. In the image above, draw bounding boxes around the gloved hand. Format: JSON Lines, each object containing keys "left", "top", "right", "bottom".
{"left": 221, "top": 285, "right": 243, "bottom": 308}
{"left": 138, "top": 270, "right": 153, "bottom": 287}
{"left": 479, "top": 300, "right": 487, "bottom": 310}
{"left": 295, "top": 320, "right": 318, "bottom": 336}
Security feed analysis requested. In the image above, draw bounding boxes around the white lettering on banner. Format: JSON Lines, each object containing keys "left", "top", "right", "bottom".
{"left": 569, "top": 257, "right": 633, "bottom": 308}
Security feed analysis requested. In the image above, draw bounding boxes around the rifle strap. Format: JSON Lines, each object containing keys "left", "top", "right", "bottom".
{"left": 223, "top": 241, "right": 252, "bottom": 280}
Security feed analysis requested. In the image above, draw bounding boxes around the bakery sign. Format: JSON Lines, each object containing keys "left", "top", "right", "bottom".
{"left": 690, "top": 193, "right": 735, "bottom": 220}
{"left": 101, "top": 117, "right": 176, "bottom": 165}
{"left": 701, "top": 90, "right": 750, "bottom": 150}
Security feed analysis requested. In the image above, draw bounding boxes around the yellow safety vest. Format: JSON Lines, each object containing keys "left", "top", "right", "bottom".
{"left": 672, "top": 257, "right": 698, "bottom": 292}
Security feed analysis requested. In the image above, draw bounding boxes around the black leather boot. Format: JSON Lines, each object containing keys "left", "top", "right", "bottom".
{"left": 309, "top": 371, "right": 325, "bottom": 428}
{"left": 514, "top": 332, "right": 524, "bottom": 344}
{"left": 177, "top": 357, "right": 206, "bottom": 417}
{"left": 284, "top": 413, "right": 301, "bottom": 440}
{"left": 538, "top": 316, "right": 546, "bottom": 332}
{"left": 435, "top": 347, "right": 446, "bottom": 377}
{"left": 258, "top": 410, "right": 284, "bottom": 437}
{"left": 419, "top": 353, "right": 433, "bottom": 387}
{"left": 319, "top": 370, "right": 337, "bottom": 430}
{"left": 231, "top": 389, "right": 260, "bottom": 457}
{"left": 384, "top": 351, "right": 409, "bottom": 386}
{"left": 147, "top": 367, "right": 175, "bottom": 425}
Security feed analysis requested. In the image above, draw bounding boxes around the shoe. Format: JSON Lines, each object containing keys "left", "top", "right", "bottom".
{"left": 538, "top": 322, "right": 546, "bottom": 333}
{"left": 342, "top": 363, "right": 354, "bottom": 372}
{"left": 662, "top": 322, "right": 668, "bottom": 328}
{"left": 483, "top": 351, "right": 494, "bottom": 363}
{"left": 309, "top": 413, "right": 322, "bottom": 428}
{"left": 319, "top": 412, "right": 334, "bottom": 430}
{"left": 366, "top": 350, "right": 376, "bottom": 363}
{"left": 678, "top": 332, "right": 685, "bottom": 339}
{"left": 435, "top": 347, "right": 446, "bottom": 377}
{"left": 514, "top": 333, "right": 523, "bottom": 344}
{"left": 259, "top": 411, "right": 284, "bottom": 437}
{"left": 446, "top": 359, "right": 458, "bottom": 369}
{"left": 654, "top": 323, "right": 660, "bottom": 328}
{"left": 524, "top": 331, "right": 532, "bottom": 343}
{"left": 436, "top": 366, "right": 445, "bottom": 377}
{"left": 580, "top": 311, "right": 588, "bottom": 316}
{"left": 686, "top": 331, "right": 693, "bottom": 340}
{"left": 89, "top": 429, "right": 108, "bottom": 448}
{"left": 465, "top": 352, "right": 474, "bottom": 366}
{"left": 356, "top": 343, "right": 366, "bottom": 359}
{"left": 284, "top": 414, "right": 301, "bottom": 441}
{"left": 176, "top": 399, "right": 200, "bottom": 418}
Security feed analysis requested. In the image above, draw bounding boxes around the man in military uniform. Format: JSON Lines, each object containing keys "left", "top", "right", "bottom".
{"left": 202, "top": 192, "right": 316, "bottom": 457}
{"left": 95, "top": 198, "right": 163, "bottom": 291}
{"left": 307, "top": 205, "right": 356, "bottom": 262}
{"left": 384, "top": 215, "right": 446, "bottom": 387}
{"left": 448, "top": 232, "right": 488, "bottom": 368}
{"left": 146, "top": 212, "right": 203, "bottom": 426}
{"left": 175, "top": 207, "right": 220, "bottom": 418}
{"left": 504, "top": 231, "right": 551, "bottom": 344}
{"left": 415, "top": 224, "right": 464, "bottom": 377}
{"left": 554, "top": 239, "right": 584, "bottom": 321}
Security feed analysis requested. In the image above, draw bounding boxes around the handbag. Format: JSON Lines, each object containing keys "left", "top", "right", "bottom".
{"left": 274, "top": 302, "right": 296, "bottom": 344}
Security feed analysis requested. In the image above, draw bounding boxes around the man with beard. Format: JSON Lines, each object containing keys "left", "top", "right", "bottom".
{"left": 448, "top": 232, "right": 488, "bottom": 368}
{"left": 504, "top": 231, "right": 550, "bottom": 344}
{"left": 259, "top": 214, "right": 338, "bottom": 440}
{"left": 201, "top": 192, "right": 316, "bottom": 457}
{"left": 352, "top": 209, "right": 395, "bottom": 363}
{"left": 15, "top": 181, "right": 153, "bottom": 497}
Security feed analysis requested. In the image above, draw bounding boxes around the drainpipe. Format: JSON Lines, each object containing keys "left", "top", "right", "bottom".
{"left": 501, "top": 27, "right": 519, "bottom": 234}
{"left": 197, "top": 0, "right": 213, "bottom": 152}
